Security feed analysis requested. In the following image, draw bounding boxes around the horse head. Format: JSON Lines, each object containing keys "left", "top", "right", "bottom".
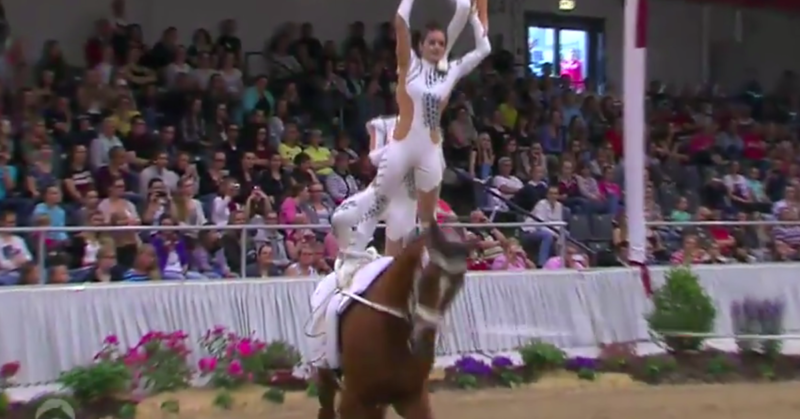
{"left": 408, "top": 223, "right": 471, "bottom": 353}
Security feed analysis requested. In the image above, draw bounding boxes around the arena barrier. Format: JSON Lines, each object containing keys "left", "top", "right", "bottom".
{"left": 2, "top": 263, "right": 800, "bottom": 385}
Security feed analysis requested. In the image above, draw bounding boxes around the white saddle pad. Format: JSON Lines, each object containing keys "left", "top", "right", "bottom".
{"left": 338, "top": 256, "right": 394, "bottom": 312}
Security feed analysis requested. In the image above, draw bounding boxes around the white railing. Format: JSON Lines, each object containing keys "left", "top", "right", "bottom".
{"left": 15, "top": 221, "right": 568, "bottom": 279}
{"left": 648, "top": 220, "right": 800, "bottom": 227}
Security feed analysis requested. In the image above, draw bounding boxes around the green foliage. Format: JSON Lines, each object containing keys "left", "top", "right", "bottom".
{"left": 758, "top": 364, "right": 775, "bottom": 381}
{"left": 647, "top": 267, "right": 716, "bottom": 353}
{"left": 213, "top": 390, "right": 233, "bottom": 410}
{"left": 135, "top": 334, "right": 192, "bottom": 393}
{"left": 705, "top": 355, "right": 732, "bottom": 378}
{"left": 57, "top": 360, "right": 131, "bottom": 404}
{"left": 262, "top": 387, "right": 285, "bottom": 404}
{"left": 518, "top": 340, "right": 566, "bottom": 376}
{"left": 199, "top": 327, "right": 302, "bottom": 389}
{"left": 118, "top": 403, "right": 137, "bottom": 419}
{"left": 305, "top": 382, "right": 318, "bottom": 398}
{"left": 643, "top": 356, "right": 677, "bottom": 383}
{"left": 454, "top": 374, "right": 477, "bottom": 389}
{"left": 160, "top": 399, "right": 180, "bottom": 414}
{"left": 498, "top": 370, "right": 522, "bottom": 387}
{"left": 577, "top": 368, "right": 596, "bottom": 381}
{"left": 0, "top": 391, "right": 8, "bottom": 416}
{"left": 261, "top": 341, "right": 302, "bottom": 370}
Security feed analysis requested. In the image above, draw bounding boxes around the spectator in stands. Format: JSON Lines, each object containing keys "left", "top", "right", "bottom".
{"left": 32, "top": 185, "right": 68, "bottom": 245}
{"left": 98, "top": 176, "right": 138, "bottom": 222}
{"left": 221, "top": 210, "right": 254, "bottom": 275}
{"left": 140, "top": 150, "right": 179, "bottom": 195}
{"left": 141, "top": 178, "right": 171, "bottom": 225}
{"left": 47, "top": 259, "right": 70, "bottom": 284}
{"left": 192, "top": 227, "right": 233, "bottom": 278}
{"left": 468, "top": 133, "right": 494, "bottom": 181}
{"left": 302, "top": 182, "right": 334, "bottom": 237}
{"left": 122, "top": 244, "right": 158, "bottom": 281}
{"left": 91, "top": 120, "right": 124, "bottom": 171}
{"left": 211, "top": 177, "right": 240, "bottom": 226}
{"left": 109, "top": 212, "right": 141, "bottom": 267}
{"left": 285, "top": 242, "right": 319, "bottom": 277}
{"left": 171, "top": 176, "right": 207, "bottom": 236}
{"left": 523, "top": 185, "right": 564, "bottom": 266}
{"left": 0, "top": 210, "right": 32, "bottom": 285}
{"left": 325, "top": 152, "right": 358, "bottom": 204}
{"left": 68, "top": 211, "right": 107, "bottom": 268}
{"left": 151, "top": 214, "right": 204, "bottom": 280}
{"left": 543, "top": 244, "right": 586, "bottom": 270}
{"left": 465, "top": 210, "right": 505, "bottom": 263}
{"left": 83, "top": 239, "right": 125, "bottom": 282}
{"left": 246, "top": 244, "right": 281, "bottom": 278}
{"left": 491, "top": 238, "right": 535, "bottom": 271}
{"left": 670, "top": 233, "right": 707, "bottom": 265}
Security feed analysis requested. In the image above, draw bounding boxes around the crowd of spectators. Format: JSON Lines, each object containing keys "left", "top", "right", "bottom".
{"left": 0, "top": 0, "right": 798, "bottom": 285}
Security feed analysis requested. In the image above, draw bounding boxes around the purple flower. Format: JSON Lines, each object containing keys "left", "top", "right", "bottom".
{"left": 453, "top": 356, "right": 493, "bottom": 376}
{"left": 742, "top": 297, "right": 761, "bottom": 322}
{"left": 565, "top": 356, "right": 597, "bottom": 371}
{"left": 491, "top": 356, "right": 514, "bottom": 369}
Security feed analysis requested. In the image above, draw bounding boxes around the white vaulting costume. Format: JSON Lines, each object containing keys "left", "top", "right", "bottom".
{"left": 329, "top": 0, "right": 491, "bottom": 287}
{"left": 306, "top": 0, "right": 490, "bottom": 371}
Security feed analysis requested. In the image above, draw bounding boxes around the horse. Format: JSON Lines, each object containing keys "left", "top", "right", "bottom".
{"left": 315, "top": 223, "right": 470, "bottom": 419}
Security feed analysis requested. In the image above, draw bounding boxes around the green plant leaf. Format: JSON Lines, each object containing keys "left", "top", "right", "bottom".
{"left": 118, "top": 403, "right": 137, "bottom": 419}
{"left": 306, "top": 382, "right": 319, "bottom": 398}
{"left": 262, "top": 387, "right": 285, "bottom": 404}
{"left": 213, "top": 390, "right": 234, "bottom": 410}
{"left": 577, "top": 368, "right": 596, "bottom": 381}
{"left": 646, "top": 267, "right": 716, "bottom": 354}
{"left": 706, "top": 355, "right": 731, "bottom": 378}
{"left": 160, "top": 399, "right": 180, "bottom": 414}
{"left": 454, "top": 373, "right": 478, "bottom": 389}
{"left": 498, "top": 370, "right": 522, "bottom": 387}
{"left": 758, "top": 364, "right": 775, "bottom": 381}
{"left": 518, "top": 340, "right": 566, "bottom": 375}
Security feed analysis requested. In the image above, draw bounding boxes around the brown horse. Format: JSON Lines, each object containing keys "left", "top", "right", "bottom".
{"left": 316, "top": 224, "right": 469, "bottom": 419}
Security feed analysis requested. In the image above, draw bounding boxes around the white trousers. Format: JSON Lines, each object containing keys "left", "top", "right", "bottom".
{"left": 332, "top": 127, "right": 443, "bottom": 253}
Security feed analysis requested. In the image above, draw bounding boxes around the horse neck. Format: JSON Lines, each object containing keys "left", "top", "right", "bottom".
{"left": 370, "top": 241, "right": 424, "bottom": 308}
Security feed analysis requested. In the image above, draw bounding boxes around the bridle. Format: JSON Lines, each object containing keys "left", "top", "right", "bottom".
{"left": 338, "top": 247, "right": 466, "bottom": 326}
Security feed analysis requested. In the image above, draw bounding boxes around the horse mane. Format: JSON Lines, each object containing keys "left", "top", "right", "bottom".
{"left": 368, "top": 233, "right": 427, "bottom": 307}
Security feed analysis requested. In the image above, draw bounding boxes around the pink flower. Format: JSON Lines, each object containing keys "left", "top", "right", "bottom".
{"left": 123, "top": 348, "right": 145, "bottom": 366}
{"left": 212, "top": 325, "right": 226, "bottom": 336}
{"left": 253, "top": 340, "right": 267, "bottom": 351}
{"left": 227, "top": 360, "right": 243, "bottom": 376}
{"left": 236, "top": 340, "right": 254, "bottom": 357}
{"left": 169, "top": 331, "right": 188, "bottom": 340}
{"left": 0, "top": 361, "right": 20, "bottom": 378}
{"left": 198, "top": 357, "right": 217, "bottom": 373}
{"left": 103, "top": 335, "right": 119, "bottom": 345}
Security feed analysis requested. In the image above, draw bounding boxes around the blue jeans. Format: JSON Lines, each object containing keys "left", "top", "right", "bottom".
{"left": 524, "top": 230, "right": 555, "bottom": 267}
{"left": 607, "top": 194, "right": 621, "bottom": 216}
{"left": 162, "top": 270, "right": 207, "bottom": 280}
{"left": 0, "top": 271, "right": 20, "bottom": 285}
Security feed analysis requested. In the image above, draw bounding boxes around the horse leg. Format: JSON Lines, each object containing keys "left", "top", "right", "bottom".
{"left": 392, "top": 391, "right": 433, "bottom": 419}
{"left": 339, "top": 388, "right": 385, "bottom": 419}
{"left": 316, "top": 368, "right": 339, "bottom": 419}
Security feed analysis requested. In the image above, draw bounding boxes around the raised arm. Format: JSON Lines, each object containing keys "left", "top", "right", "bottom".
{"left": 450, "top": 0, "right": 491, "bottom": 79}
{"left": 395, "top": 0, "right": 417, "bottom": 72}
{"left": 438, "top": 0, "right": 472, "bottom": 71}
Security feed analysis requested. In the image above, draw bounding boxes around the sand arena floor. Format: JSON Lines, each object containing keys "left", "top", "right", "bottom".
{"left": 135, "top": 374, "right": 800, "bottom": 419}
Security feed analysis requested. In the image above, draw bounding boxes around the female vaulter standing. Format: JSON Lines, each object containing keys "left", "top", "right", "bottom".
{"left": 331, "top": 0, "right": 491, "bottom": 277}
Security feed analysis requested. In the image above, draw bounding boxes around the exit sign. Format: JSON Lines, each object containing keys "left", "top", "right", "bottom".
{"left": 559, "top": 0, "right": 575, "bottom": 11}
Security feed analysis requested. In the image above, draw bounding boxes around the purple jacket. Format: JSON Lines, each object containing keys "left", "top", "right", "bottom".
{"left": 151, "top": 236, "right": 191, "bottom": 273}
